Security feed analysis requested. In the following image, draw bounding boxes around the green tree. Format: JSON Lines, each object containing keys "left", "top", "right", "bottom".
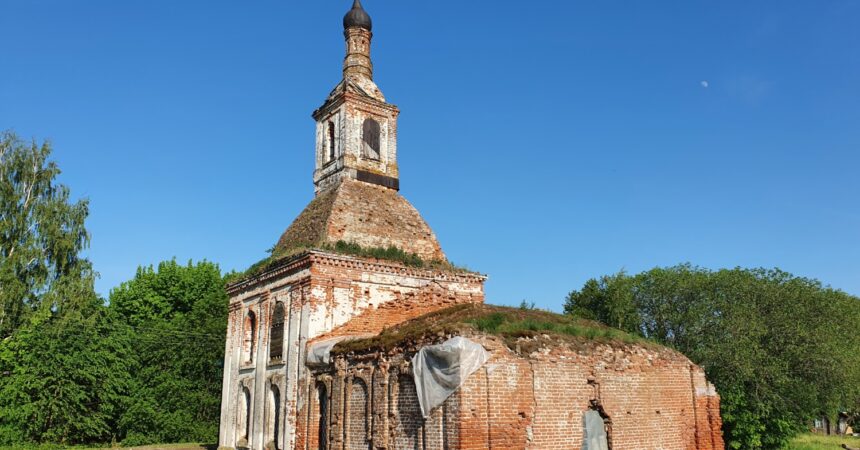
{"left": 0, "top": 131, "right": 91, "bottom": 337}
{"left": 0, "top": 296, "right": 131, "bottom": 445}
{"left": 109, "top": 260, "right": 228, "bottom": 445}
{"left": 0, "top": 131, "right": 130, "bottom": 445}
{"left": 564, "top": 265, "right": 860, "bottom": 450}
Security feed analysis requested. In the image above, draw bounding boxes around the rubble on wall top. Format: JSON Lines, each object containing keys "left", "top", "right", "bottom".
{"left": 330, "top": 304, "right": 681, "bottom": 358}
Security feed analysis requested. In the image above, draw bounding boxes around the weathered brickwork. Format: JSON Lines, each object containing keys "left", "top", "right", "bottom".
{"left": 393, "top": 375, "right": 421, "bottom": 450}
{"left": 218, "top": 251, "right": 485, "bottom": 450}
{"left": 296, "top": 331, "right": 724, "bottom": 450}
{"left": 275, "top": 179, "right": 446, "bottom": 262}
{"left": 346, "top": 378, "right": 370, "bottom": 450}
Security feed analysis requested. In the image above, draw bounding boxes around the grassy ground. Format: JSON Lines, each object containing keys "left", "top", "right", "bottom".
{"left": 789, "top": 433, "right": 859, "bottom": 449}
{"left": 0, "top": 444, "right": 213, "bottom": 450}
{"left": 104, "top": 445, "right": 213, "bottom": 450}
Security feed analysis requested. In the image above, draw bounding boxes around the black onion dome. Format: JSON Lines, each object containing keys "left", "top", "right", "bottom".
{"left": 343, "top": 0, "right": 372, "bottom": 31}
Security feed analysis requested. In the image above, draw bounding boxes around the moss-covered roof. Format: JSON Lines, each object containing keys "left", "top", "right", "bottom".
{"left": 272, "top": 188, "right": 338, "bottom": 259}
{"left": 273, "top": 179, "right": 445, "bottom": 261}
{"left": 332, "top": 303, "right": 663, "bottom": 356}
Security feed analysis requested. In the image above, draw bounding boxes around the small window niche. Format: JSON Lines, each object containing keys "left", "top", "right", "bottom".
{"left": 326, "top": 121, "right": 337, "bottom": 163}
{"left": 244, "top": 311, "right": 257, "bottom": 364}
{"left": 237, "top": 385, "right": 252, "bottom": 447}
{"left": 362, "top": 118, "right": 381, "bottom": 160}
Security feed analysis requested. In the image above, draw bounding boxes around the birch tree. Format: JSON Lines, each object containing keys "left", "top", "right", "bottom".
{"left": 0, "top": 130, "right": 91, "bottom": 337}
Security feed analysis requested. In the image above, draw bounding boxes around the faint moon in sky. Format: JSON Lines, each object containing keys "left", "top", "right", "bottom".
{"left": 701, "top": 81, "right": 710, "bottom": 88}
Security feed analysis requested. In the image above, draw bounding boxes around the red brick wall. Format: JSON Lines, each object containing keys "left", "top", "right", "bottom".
{"left": 456, "top": 337, "right": 724, "bottom": 450}
{"left": 306, "top": 334, "right": 724, "bottom": 450}
{"left": 393, "top": 375, "right": 422, "bottom": 449}
{"left": 346, "top": 378, "right": 370, "bottom": 450}
{"left": 306, "top": 382, "right": 328, "bottom": 450}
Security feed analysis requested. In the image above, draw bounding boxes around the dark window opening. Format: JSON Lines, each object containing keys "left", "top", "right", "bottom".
{"left": 269, "top": 303, "right": 285, "bottom": 361}
{"left": 243, "top": 386, "right": 252, "bottom": 440}
{"left": 318, "top": 384, "right": 328, "bottom": 450}
{"left": 327, "top": 122, "right": 336, "bottom": 161}
{"left": 271, "top": 384, "right": 281, "bottom": 450}
{"left": 362, "top": 118, "right": 380, "bottom": 160}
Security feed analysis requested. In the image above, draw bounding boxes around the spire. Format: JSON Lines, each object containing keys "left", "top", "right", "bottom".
{"left": 342, "top": 0, "right": 374, "bottom": 79}
{"left": 313, "top": 0, "right": 399, "bottom": 195}
{"left": 343, "top": 0, "right": 372, "bottom": 31}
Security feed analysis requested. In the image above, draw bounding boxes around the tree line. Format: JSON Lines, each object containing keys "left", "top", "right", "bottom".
{"left": 0, "top": 132, "right": 228, "bottom": 446}
{"left": 565, "top": 265, "right": 860, "bottom": 449}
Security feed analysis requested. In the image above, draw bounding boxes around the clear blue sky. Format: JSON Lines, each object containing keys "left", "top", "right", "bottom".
{"left": 2, "top": 1, "right": 858, "bottom": 310}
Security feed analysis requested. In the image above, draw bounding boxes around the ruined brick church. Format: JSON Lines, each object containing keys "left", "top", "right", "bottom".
{"left": 218, "top": 2, "right": 725, "bottom": 449}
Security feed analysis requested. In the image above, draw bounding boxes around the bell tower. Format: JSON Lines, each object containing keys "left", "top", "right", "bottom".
{"left": 312, "top": 0, "right": 400, "bottom": 194}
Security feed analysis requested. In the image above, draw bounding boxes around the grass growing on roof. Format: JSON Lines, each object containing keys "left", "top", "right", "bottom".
{"left": 226, "top": 240, "right": 472, "bottom": 285}
{"left": 326, "top": 240, "right": 424, "bottom": 267}
{"left": 332, "top": 303, "right": 650, "bottom": 355}
{"left": 467, "top": 311, "right": 640, "bottom": 343}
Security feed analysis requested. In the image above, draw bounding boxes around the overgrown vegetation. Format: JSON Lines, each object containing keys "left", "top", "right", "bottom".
{"left": 565, "top": 265, "right": 860, "bottom": 450}
{"left": 333, "top": 303, "right": 648, "bottom": 356}
{"left": 467, "top": 310, "right": 642, "bottom": 344}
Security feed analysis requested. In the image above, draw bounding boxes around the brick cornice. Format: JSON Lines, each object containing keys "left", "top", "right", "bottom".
{"left": 306, "top": 251, "right": 487, "bottom": 283}
{"left": 226, "top": 252, "right": 314, "bottom": 296}
{"left": 226, "top": 250, "right": 486, "bottom": 296}
{"left": 312, "top": 90, "right": 399, "bottom": 121}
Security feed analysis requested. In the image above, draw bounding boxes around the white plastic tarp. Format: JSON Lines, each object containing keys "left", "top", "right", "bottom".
{"left": 582, "top": 409, "right": 609, "bottom": 450}
{"left": 411, "top": 336, "right": 490, "bottom": 418}
{"left": 306, "top": 337, "right": 347, "bottom": 366}
{"left": 306, "top": 335, "right": 373, "bottom": 366}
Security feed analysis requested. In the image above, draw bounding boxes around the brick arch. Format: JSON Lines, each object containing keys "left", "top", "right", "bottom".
{"left": 238, "top": 384, "right": 252, "bottom": 444}
{"left": 267, "top": 381, "right": 282, "bottom": 450}
{"left": 394, "top": 375, "right": 421, "bottom": 450}
{"left": 243, "top": 310, "right": 256, "bottom": 363}
{"left": 309, "top": 380, "right": 330, "bottom": 450}
{"left": 347, "top": 377, "right": 371, "bottom": 450}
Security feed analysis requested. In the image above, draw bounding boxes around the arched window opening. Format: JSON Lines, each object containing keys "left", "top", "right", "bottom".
{"left": 327, "top": 121, "right": 336, "bottom": 162}
{"left": 362, "top": 118, "right": 381, "bottom": 160}
{"left": 238, "top": 385, "right": 252, "bottom": 445}
{"left": 316, "top": 383, "right": 329, "bottom": 450}
{"left": 394, "top": 376, "right": 420, "bottom": 450}
{"left": 244, "top": 311, "right": 256, "bottom": 364}
{"left": 268, "top": 383, "right": 281, "bottom": 450}
{"left": 269, "top": 303, "right": 285, "bottom": 361}
{"left": 347, "top": 378, "right": 370, "bottom": 450}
